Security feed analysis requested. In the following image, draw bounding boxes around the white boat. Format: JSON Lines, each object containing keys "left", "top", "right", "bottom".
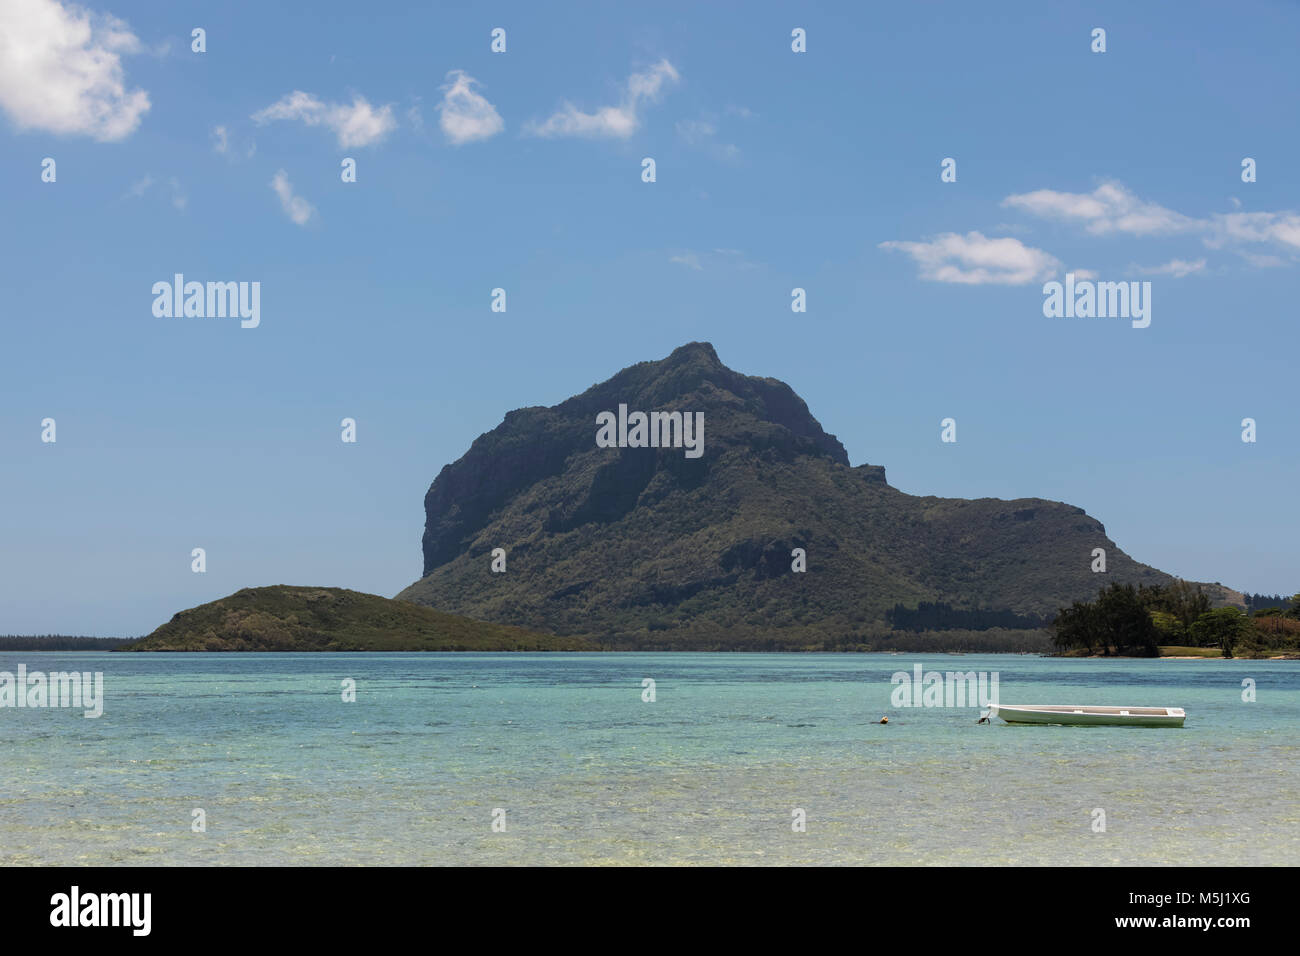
{"left": 986, "top": 703, "right": 1186, "bottom": 727}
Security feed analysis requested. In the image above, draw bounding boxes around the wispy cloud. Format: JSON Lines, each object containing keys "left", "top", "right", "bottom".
{"left": 526, "top": 59, "right": 679, "bottom": 139}
{"left": 675, "top": 118, "right": 714, "bottom": 143}
{"left": 676, "top": 117, "right": 739, "bottom": 162}
{"left": 1207, "top": 211, "right": 1300, "bottom": 252}
{"left": 997, "top": 180, "right": 1300, "bottom": 270}
{"left": 1003, "top": 182, "right": 1201, "bottom": 237}
{"left": 1133, "top": 258, "right": 1206, "bottom": 278}
{"left": 124, "top": 174, "right": 152, "bottom": 199}
{"left": 668, "top": 248, "right": 758, "bottom": 272}
{"left": 0, "top": 0, "right": 150, "bottom": 141}
{"left": 407, "top": 99, "right": 424, "bottom": 133}
{"left": 252, "top": 91, "right": 395, "bottom": 148}
{"left": 270, "top": 169, "right": 314, "bottom": 225}
{"left": 167, "top": 176, "right": 186, "bottom": 211}
{"left": 122, "top": 173, "right": 184, "bottom": 211}
{"left": 437, "top": 70, "right": 503, "bottom": 145}
{"left": 210, "top": 123, "right": 255, "bottom": 159}
{"left": 1237, "top": 250, "right": 1287, "bottom": 269}
{"left": 879, "top": 232, "right": 1061, "bottom": 285}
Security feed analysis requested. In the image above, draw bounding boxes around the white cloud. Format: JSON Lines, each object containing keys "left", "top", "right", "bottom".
{"left": 1207, "top": 211, "right": 1300, "bottom": 251}
{"left": 526, "top": 59, "right": 678, "bottom": 139}
{"left": 437, "top": 70, "right": 503, "bottom": 145}
{"left": 121, "top": 173, "right": 184, "bottom": 211}
{"left": 1238, "top": 250, "right": 1287, "bottom": 269}
{"left": 211, "top": 123, "right": 255, "bottom": 160}
{"left": 676, "top": 116, "right": 740, "bottom": 161}
{"left": 252, "top": 91, "right": 395, "bottom": 148}
{"left": 953, "top": 178, "right": 1300, "bottom": 276}
{"left": 270, "top": 169, "right": 314, "bottom": 225}
{"left": 1002, "top": 182, "right": 1201, "bottom": 236}
{"left": 0, "top": 0, "right": 150, "bottom": 141}
{"left": 1004, "top": 181, "right": 1299, "bottom": 255}
{"left": 167, "top": 176, "right": 186, "bottom": 211}
{"left": 676, "top": 118, "right": 714, "bottom": 143}
{"left": 1133, "top": 258, "right": 1206, "bottom": 278}
{"left": 713, "top": 248, "right": 757, "bottom": 269}
{"left": 879, "top": 232, "right": 1061, "bottom": 285}
{"left": 669, "top": 248, "right": 757, "bottom": 272}
{"left": 125, "top": 174, "right": 152, "bottom": 198}
{"left": 1072, "top": 268, "right": 1099, "bottom": 280}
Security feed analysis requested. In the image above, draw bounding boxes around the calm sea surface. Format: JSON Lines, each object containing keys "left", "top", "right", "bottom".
{"left": 2, "top": 652, "right": 1296, "bottom": 865}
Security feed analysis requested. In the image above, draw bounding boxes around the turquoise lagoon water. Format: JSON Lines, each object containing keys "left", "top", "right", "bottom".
{"left": 1, "top": 652, "right": 1297, "bottom": 866}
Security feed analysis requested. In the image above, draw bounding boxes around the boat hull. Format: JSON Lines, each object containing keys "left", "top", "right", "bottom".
{"left": 989, "top": 704, "right": 1185, "bottom": 728}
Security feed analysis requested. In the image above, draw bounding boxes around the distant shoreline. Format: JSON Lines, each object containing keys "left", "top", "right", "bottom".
{"left": 3, "top": 642, "right": 1297, "bottom": 659}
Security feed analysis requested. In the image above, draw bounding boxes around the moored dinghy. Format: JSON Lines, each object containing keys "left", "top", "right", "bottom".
{"left": 986, "top": 704, "right": 1186, "bottom": 727}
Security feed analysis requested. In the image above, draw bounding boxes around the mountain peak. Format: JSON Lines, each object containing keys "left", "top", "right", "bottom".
{"left": 398, "top": 345, "right": 1181, "bottom": 649}
{"left": 577, "top": 342, "right": 850, "bottom": 464}
{"left": 664, "top": 340, "right": 721, "bottom": 366}
{"left": 413, "top": 344, "right": 852, "bottom": 575}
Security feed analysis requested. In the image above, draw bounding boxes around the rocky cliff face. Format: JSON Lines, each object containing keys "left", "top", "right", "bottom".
{"left": 397, "top": 342, "right": 1187, "bottom": 647}
{"left": 416, "top": 342, "right": 849, "bottom": 573}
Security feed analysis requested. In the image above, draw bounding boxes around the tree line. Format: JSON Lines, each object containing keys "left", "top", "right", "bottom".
{"left": 1244, "top": 593, "right": 1296, "bottom": 613}
{"left": 1051, "top": 582, "right": 1300, "bottom": 657}
{"left": 0, "top": 635, "right": 136, "bottom": 650}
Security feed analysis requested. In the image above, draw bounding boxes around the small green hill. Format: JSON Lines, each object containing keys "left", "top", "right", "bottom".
{"left": 124, "top": 585, "right": 592, "bottom": 651}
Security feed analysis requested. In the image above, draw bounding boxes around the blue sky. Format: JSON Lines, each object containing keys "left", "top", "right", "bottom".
{"left": 2, "top": 0, "right": 1298, "bottom": 635}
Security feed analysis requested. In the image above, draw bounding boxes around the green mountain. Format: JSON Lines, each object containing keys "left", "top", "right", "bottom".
{"left": 125, "top": 585, "right": 593, "bottom": 651}
{"left": 396, "top": 342, "right": 1237, "bottom": 650}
